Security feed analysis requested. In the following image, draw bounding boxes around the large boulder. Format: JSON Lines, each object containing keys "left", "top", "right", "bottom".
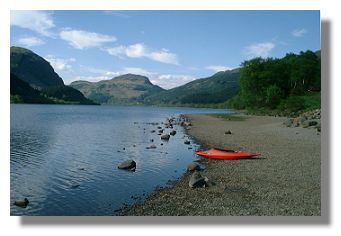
{"left": 189, "top": 171, "right": 207, "bottom": 188}
{"left": 14, "top": 198, "right": 29, "bottom": 208}
{"left": 118, "top": 160, "right": 136, "bottom": 171}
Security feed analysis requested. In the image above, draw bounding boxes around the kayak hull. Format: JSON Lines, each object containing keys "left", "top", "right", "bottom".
{"left": 194, "top": 148, "right": 260, "bottom": 160}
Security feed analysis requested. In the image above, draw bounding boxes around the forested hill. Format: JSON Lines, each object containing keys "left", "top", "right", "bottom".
{"left": 228, "top": 50, "right": 321, "bottom": 114}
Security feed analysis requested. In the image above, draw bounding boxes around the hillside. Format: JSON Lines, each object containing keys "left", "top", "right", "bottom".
{"left": 70, "top": 74, "right": 165, "bottom": 104}
{"left": 10, "top": 46, "right": 64, "bottom": 89}
{"left": 143, "top": 69, "right": 240, "bottom": 106}
{"left": 10, "top": 46, "right": 98, "bottom": 105}
{"left": 10, "top": 73, "right": 98, "bottom": 105}
{"left": 10, "top": 73, "right": 54, "bottom": 104}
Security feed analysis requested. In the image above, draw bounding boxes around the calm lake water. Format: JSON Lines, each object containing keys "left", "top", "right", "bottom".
{"left": 10, "top": 104, "right": 230, "bottom": 216}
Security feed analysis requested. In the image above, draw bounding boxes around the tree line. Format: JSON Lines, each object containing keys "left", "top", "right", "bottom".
{"left": 228, "top": 50, "right": 321, "bottom": 113}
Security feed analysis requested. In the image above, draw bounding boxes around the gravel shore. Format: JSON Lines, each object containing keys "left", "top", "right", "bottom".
{"left": 118, "top": 114, "right": 321, "bottom": 216}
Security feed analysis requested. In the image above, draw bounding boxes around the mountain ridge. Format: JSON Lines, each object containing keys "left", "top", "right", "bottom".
{"left": 70, "top": 74, "right": 165, "bottom": 105}
{"left": 10, "top": 46, "right": 98, "bottom": 105}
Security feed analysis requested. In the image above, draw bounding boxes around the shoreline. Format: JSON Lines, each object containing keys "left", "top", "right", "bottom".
{"left": 117, "top": 113, "right": 321, "bottom": 216}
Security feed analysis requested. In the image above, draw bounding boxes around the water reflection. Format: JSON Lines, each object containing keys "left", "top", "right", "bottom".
{"left": 11, "top": 104, "right": 228, "bottom": 215}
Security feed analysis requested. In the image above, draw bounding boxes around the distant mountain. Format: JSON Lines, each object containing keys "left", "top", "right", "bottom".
{"left": 10, "top": 47, "right": 64, "bottom": 89}
{"left": 70, "top": 74, "right": 165, "bottom": 104}
{"left": 143, "top": 69, "right": 240, "bottom": 106}
{"left": 10, "top": 46, "right": 98, "bottom": 105}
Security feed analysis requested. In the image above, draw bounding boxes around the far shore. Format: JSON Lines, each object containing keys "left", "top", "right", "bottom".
{"left": 118, "top": 113, "right": 321, "bottom": 216}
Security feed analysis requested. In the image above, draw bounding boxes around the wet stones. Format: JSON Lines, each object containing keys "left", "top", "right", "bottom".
{"left": 184, "top": 140, "right": 190, "bottom": 145}
{"left": 118, "top": 160, "right": 136, "bottom": 171}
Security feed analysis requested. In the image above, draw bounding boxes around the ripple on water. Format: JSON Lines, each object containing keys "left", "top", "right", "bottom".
{"left": 11, "top": 104, "right": 229, "bottom": 215}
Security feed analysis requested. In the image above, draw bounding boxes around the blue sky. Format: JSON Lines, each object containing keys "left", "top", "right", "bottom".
{"left": 10, "top": 10, "right": 320, "bottom": 89}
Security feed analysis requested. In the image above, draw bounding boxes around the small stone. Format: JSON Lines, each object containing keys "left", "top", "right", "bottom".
{"left": 184, "top": 140, "right": 190, "bottom": 145}
{"left": 187, "top": 162, "right": 201, "bottom": 171}
{"left": 170, "top": 130, "right": 177, "bottom": 136}
{"left": 161, "top": 134, "right": 170, "bottom": 140}
{"left": 224, "top": 130, "right": 232, "bottom": 135}
{"left": 71, "top": 183, "right": 80, "bottom": 189}
{"left": 146, "top": 144, "right": 157, "bottom": 149}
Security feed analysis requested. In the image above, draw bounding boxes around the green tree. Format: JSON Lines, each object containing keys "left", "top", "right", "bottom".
{"left": 266, "top": 85, "right": 283, "bottom": 109}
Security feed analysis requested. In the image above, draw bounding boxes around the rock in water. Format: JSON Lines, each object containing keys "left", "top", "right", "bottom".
{"left": 161, "top": 134, "right": 170, "bottom": 140}
{"left": 14, "top": 198, "right": 29, "bottom": 208}
{"left": 224, "top": 130, "right": 232, "bottom": 135}
{"left": 118, "top": 160, "right": 136, "bottom": 171}
{"left": 170, "top": 130, "right": 176, "bottom": 136}
{"left": 187, "top": 162, "right": 201, "bottom": 171}
{"left": 146, "top": 144, "right": 157, "bottom": 149}
{"left": 189, "top": 171, "right": 207, "bottom": 188}
{"left": 184, "top": 140, "right": 190, "bottom": 145}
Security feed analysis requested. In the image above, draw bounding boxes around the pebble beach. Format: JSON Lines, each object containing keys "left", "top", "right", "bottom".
{"left": 118, "top": 114, "right": 321, "bottom": 216}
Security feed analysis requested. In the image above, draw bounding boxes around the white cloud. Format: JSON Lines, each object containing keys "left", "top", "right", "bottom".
{"left": 205, "top": 65, "right": 233, "bottom": 72}
{"left": 149, "top": 49, "right": 179, "bottom": 65}
{"left": 11, "top": 11, "right": 55, "bottom": 37}
{"left": 125, "top": 44, "right": 147, "bottom": 58}
{"left": 151, "top": 74, "right": 196, "bottom": 89}
{"left": 121, "top": 67, "right": 154, "bottom": 76}
{"left": 106, "top": 43, "right": 179, "bottom": 65}
{"left": 60, "top": 29, "right": 117, "bottom": 50}
{"left": 44, "top": 55, "right": 76, "bottom": 73}
{"left": 292, "top": 28, "right": 308, "bottom": 37}
{"left": 16, "top": 36, "right": 45, "bottom": 47}
{"left": 244, "top": 42, "right": 275, "bottom": 58}
{"left": 73, "top": 74, "right": 118, "bottom": 83}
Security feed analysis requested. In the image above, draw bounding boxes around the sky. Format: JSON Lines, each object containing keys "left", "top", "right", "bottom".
{"left": 10, "top": 10, "right": 320, "bottom": 89}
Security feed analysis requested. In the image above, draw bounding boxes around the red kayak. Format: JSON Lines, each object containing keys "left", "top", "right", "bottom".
{"left": 194, "top": 148, "right": 260, "bottom": 160}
